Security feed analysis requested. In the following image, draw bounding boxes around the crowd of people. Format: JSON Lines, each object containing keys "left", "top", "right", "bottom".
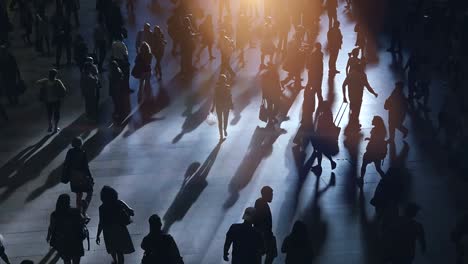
{"left": 1, "top": 0, "right": 468, "bottom": 263}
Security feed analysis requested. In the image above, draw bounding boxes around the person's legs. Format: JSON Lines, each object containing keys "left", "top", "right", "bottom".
{"left": 53, "top": 101, "right": 61, "bottom": 130}
{"left": 110, "top": 253, "right": 117, "bottom": 263}
{"left": 117, "top": 252, "right": 124, "bottom": 264}
{"left": 46, "top": 103, "right": 53, "bottom": 131}
{"left": 324, "top": 153, "right": 336, "bottom": 169}
{"left": 388, "top": 119, "right": 396, "bottom": 141}
{"left": 71, "top": 256, "right": 81, "bottom": 264}
{"left": 138, "top": 79, "right": 144, "bottom": 101}
{"left": 329, "top": 49, "right": 338, "bottom": 72}
{"left": 360, "top": 159, "right": 370, "bottom": 181}
{"left": 374, "top": 161, "right": 385, "bottom": 178}
{"left": 208, "top": 44, "right": 215, "bottom": 59}
{"left": 216, "top": 108, "right": 223, "bottom": 138}
{"left": 223, "top": 109, "right": 229, "bottom": 136}
{"left": 76, "top": 192, "right": 83, "bottom": 210}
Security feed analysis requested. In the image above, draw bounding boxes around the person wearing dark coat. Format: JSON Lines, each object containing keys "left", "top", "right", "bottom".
{"left": 310, "top": 101, "right": 338, "bottom": 172}
{"left": 254, "top": 186, "right": 277, "bottom": 264}
{"left": 224, "top": 207, "right": 264, "bottom": 264}
{"left": 51, "top": 10, "right": 72, "bottom": 68}
{"left": 62, "top": 138, "right": 94, "bottom": 213}
{"left": 327, "top": 21, "right": 342, "bottom": 74}
{"left": 303, "top": 43, "right": 324, "bottom": 127}
{"left": 47, "top": 194, "right": 85, "bottom": 264}
{"left": 281, "top": 221, "right": 312, "bottom": 264}
{"left": 0, "top": 46, "right": 21, "bottom": 106}
{"left": 385, "top": 81, "right": 409, "bottom": 141}
{"left": 132, "top": 42, "right": 152, "bottom": 102}
{"left": 109, "top": 60, "right": 124, "bottom": 119}
{"left": 196, "top": 15, "right": 215, "bottom": 62}
{"left": 96, "top": 186, "right": 135, "bottom": 264}
{"left": 151, "top": 25, "right": 167, "bottom": 81}
{"left": 141, "top": 214, "right": 184, "bottom": 264}
{"left": 211, "top": 74, "right": 232, "bottom": 140}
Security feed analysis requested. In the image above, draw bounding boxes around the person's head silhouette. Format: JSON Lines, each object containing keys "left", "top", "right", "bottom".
{"left": 242, "top": 207, "right": 256, "bottom": 224}
{"left": 261, "top": 186, "right": 273, "bottom": 203}
{"left": 149, "top": 214, "right": 163, "bottom": 232}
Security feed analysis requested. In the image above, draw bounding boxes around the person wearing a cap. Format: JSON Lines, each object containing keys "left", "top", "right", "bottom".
{"left": 141, "top": 214, "right": 184, "bottom": 264}
{"left": 224, "top": 207, "right": 264, "bottom": 264}
{"left": 385, "top": 81, "right": 409, "bottom": 142}
{"left": 36, "top": 69, "right": 67, "bottom": 133}
{"left": 254, "top": 186, "right": 277, "bottom": 264}
{"left": 211, "top": 74, "right": 232, "bottom": 140}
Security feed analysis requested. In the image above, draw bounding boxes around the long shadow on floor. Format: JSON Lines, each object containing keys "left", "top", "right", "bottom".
{"left": 172, "top": 73, "right": 218, "bottom": 143}
{"left": 163, "top": 140, "right": 223, "bottom": 232}
{"left": 25, "top": 101, "right": 132, "bottom": 202}
{"left": 123, "top": 87, "right": 170, "bottom": 138}
{"left": 0, "top": 115, "right": 94, "bottom": 203}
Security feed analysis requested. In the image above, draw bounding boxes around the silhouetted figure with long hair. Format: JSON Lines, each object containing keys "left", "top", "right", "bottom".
{"left": 152, "top": 25, "right": 167, "bottom": 81}
{"left": 311, "top": 101, "right": 338, "bottom": 172}
{"left": 132, "top": 42, "right": 152, "bottom": 102}
{"left": 342, "top": 64, "right": 378, "bottom": 128}
{"left": 303, "top": 43, "right": 324, "bottom": 127}
{"left": 36, "top": 69, "right": 67, "bottom": 133}
{"left": 0, "top": 234, "right": 11, "bottom": 264}
{"left": 346, "top": 47, "right": 362, "bottom": 76}
{"left": 96, "top": 186, "right": 135, "bottom": 264}
{"left": 196, "top": 14, "right": 215, "bottom": 62}
{"left": 281, "top": 221, "right": 312, "bottom": 264}
{"left": 47, "top": 194, "right": 85, "bottom": 264}
{"left": 224, "top": 207, "right": 264, "bottom": 263}
{"left": 211, "top": 74, "right": 233, "bottom": 140}
{"left": 358, "top": 116, "right": 387, "bottom": 187}
{"left": 93, "top": 19, "right": 107, "bottom": 71}
{"left": 62, "top": 138, "right": 94, "bottom": 214}
{"left": 327, "top": 21, "right": 342, "bottom": 75}
{"left": 385, "top": 81, "right": 409, "bottom": 141}
{"left": 261, "top": 64, "right": 282, "bottom": 126}
{"left": 141, "top": 214, "right": 184, "bottom": 264}
{"left": 255, "top": 186, "right": 277, "bottom": 264}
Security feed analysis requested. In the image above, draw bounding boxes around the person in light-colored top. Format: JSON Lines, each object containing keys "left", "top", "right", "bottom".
{"left": 36, "top": 69, "right": 67, "bottom": 133}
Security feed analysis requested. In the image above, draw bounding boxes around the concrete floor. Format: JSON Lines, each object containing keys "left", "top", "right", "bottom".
{"left": 0, "top": 0, "right": 466, "bottom": 263}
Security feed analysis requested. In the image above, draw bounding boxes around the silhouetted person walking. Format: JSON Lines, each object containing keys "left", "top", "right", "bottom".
{"left": 342, "top": 64, "right": 378, "bottom": 128}
{"left": 261, "top": 64, "right": 282, "bottom": 126}
{"left": 93, "top": 19, "right": 107, "bottom": 71}
{"left": 197, "top": 15, "right": 215, "bottom": 62}
{"left": 51, "top": 9, "right": 72, "bottom": 68}
{"left": 326, "top": 0, "right": 338, "bottom": 29}
{"left": 358, "top": 116, "right": 387, "bottom": 187}
{"left": 327, "top": 21, "right": 342, "bottom": 74}
{"left": 211, "top": 74, "right": 232, "bottom": 140}
{"left": 81, "top": 57, "right": 100, "bottom": 121}
{"left": 255, "top": 186, "right": 277, "bottom": 264}
{"left": 62, "top": 138, "right": 94, "bottom": 214}
{"left": 218, "top": 30, "right": 235, "bottom": 78}
{"left": 224, "top": 207, "right": 264, "bottom": 264}
{"left": 132, "top": 42, "right": 152, "bottom": 102}
{"left": 354, "top": 23, "right": 366, "bottom": 57}
{"left": 180, "top": 17, "right": 197, "bottom": 77}
{"left": 36, "top": 69, "right": 67, "bottom": 133}
{"left": 385, "top": 81, "right": 409, "bottom": 141}
{"left": 0, "top": 46, "right": 21, "bottom": 106}
{"left": 260, "top": 17, "right": 275, "bottom": 68}
{"left": 303, "top": 42, "right": 324, "bottom": 127}
{"left": 109, "top": 60, "right": 124, "bottom": 120}
{"left": 111, "top": 34, "right": 131, "bottom": 92}
{"left": 311, "top": 101, "right": 338, "bottom": 172}
{"left": 0, "top": 234, "right": 11, "bottom": 264}
{"left": 281, "top": 221, "right": 312, "bottom": 264}
{"left": 96, "top": 186, "right": 135, "bottom": 264}
{"left": 151, "top": 25, "right": 167, "bottom": 81}
{"left": 141, "top": 214, "right": 184, "bottom": 264}
{"left": 47, "top": 194, "right": 86, "bottom": 264}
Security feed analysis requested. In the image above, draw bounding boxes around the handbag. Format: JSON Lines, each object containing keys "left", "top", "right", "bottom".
{"left": 206, "top": 112, "right": 217, "bottom": 126}
{"left": 118, "top": 201, "right": 133, "bottom": 226}
{"left": 259, "top": 99, "right": 268, "bottom": 122}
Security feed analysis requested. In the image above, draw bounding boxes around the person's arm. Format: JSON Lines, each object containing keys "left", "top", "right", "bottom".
{"left": 342, "top": 78, "right": 348, "bottom": 103}
{"left": 363, "top": 76, "right": 378, "bottom": 97}
{"left": 223, "top": 227, "right": 233, "bottom": 261}
{"left": 0, "top": 247, "right": 11, "bottom": 264}
{"left": 96, "top": 208, "right": 103, "bottom": 245}
{"left": 46, "top": 214, "right": 55, "bottom": 243}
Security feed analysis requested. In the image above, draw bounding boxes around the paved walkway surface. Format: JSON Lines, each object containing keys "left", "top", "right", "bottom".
{"left": 0, "top": 0, "right": 466, "bottom": 263}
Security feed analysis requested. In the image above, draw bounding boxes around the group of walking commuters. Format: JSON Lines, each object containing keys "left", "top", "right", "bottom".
{"left": 4, "top": 0, "right": 468, "bottom": 262}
